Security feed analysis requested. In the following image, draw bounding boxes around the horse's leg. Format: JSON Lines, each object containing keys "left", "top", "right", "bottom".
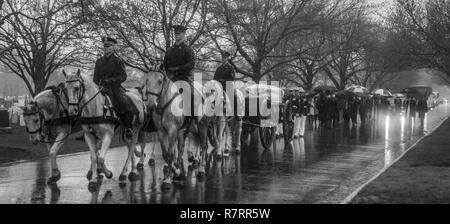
{"left": 47, "top": 131, "right": 68, "bottom": 185}
{"left": 84, "top": 130, "right": 99, "bottom": 192}
{"left": 136, "top": 130, "right": 146, "bottom": 171}
{"left": 197, "top": 121, "right": 208, "bottom": 181}
{"left": 98, "top": 126, "right": 114, "bottom": 180}
{"left": 216, "top": 116, "right": 227, "bottom": 158}
{"left": 174, "top": 129, "right": 186, "bottom": 184}
{"left": 231, "top": 117, "right": 243, "bottom": 153}
{"left": 121, "top": 131, "right": 139, "bottom": 183}
{"left": 148, "top": 141, "right": 157, "bottom": 167}
{"left": 223, "top": 118, "right": 231, "bottom": 156}
{"left": 159, "top": 132, "right": 173, "bottom": 191}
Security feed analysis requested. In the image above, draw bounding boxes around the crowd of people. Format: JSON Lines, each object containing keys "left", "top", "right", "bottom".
{"left": 280, "top": 90, "right": 431, "bottom": 138}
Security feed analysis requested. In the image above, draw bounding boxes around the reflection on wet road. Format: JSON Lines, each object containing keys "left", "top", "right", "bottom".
{"left": 0, "top": 104, "right": 449, "bottom": 204}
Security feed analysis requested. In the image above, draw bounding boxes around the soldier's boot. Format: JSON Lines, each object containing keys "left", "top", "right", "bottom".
{"left": 123, "top": 113, "right": 135, "bottom": 139}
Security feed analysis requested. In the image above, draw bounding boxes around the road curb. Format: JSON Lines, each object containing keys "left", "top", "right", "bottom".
{"left": 341, "top": 113, "right": 450, "bottom": 204}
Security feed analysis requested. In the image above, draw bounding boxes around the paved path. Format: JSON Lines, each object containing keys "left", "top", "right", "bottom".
{"left": 351, "top": 105, "right": 450, "bottom": 204}
{"left": 0, "top": 104, "right": 449, "bottom": 204}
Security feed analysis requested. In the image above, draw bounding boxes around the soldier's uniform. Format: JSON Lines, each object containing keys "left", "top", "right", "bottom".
{"left": 417, "top": 98, "right": 428, "bottom": 125}
{"left": 348, "top": 97, "right": 359, "bottom": 126}
{"left": 213, "top": 51, "right": 242, "bottom": 153}
{"left": 161, "top": 25, "right": 197, "bottom": 118}
{"left": 213, "top": 60, "right": 235, "bottom": 89}
{"left": 93, "top": 37, "right": 138, "bottom": 138}
{"left": 162, "top": 27, "right": 195, "bottom": 82}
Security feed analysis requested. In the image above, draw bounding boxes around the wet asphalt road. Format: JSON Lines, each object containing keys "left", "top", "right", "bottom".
{"left": 0, "top": 104, "right": 449, "bottom": 204}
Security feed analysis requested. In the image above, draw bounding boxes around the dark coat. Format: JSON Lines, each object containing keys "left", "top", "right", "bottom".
{"left": 163, "top": 42, "right": 195, "bottom": 81}
{"left": 93, "top": 54, "right": 127, "bottom": 86}
{"left": 93, "top": 54, "right": 137, "bottom": 116}
{"left": 213, "top": 62, "right": 235, "bottom": 88}
{"left": 417, "top": 99, "right": 428, "bottom": 118}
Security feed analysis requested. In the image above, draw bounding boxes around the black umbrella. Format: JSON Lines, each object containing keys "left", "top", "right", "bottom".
{"left": 335, "top": 90, "right": 356, "bottom": 98}
{"left": 313, "top": 86, "right": 337, "bottom": 93}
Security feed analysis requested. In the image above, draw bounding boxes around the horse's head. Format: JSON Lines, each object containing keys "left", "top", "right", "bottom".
{"left": 22, "top": 101, "right": 44, "bottom": 145}
{"left": 63, "top": 69, "right": 84, "bottom": 116}
{"left": 142, "top": 71, "right": 166, "bottom": 108}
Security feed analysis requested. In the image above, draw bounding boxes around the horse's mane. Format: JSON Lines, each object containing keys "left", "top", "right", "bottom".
{"left": 79, "top": 74, "right": 98, "bottom": 90}
{"left": 33, "top": 89, "right": 58, "bottom": 115}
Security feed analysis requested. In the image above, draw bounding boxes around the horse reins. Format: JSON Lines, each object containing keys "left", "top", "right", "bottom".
{"left": 66, "top": 77, "right": 104, "bottom": 119}
{"left": 144, "top": 75, "right": 180, "bottom": 116}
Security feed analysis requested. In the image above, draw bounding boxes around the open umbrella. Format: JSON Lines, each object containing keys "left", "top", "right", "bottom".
{"left": 335, "top": 90, "right": 355, "bottom": 98}
{"left": 373, "top": 89, "right": 393, "bottom": 97}
{"left": 313, "top": 86, "right": 337, "bottom": 93}
{"left": 393, "top": 93, "right": 406, "bottom": 98}
{"left": 346, "top": 85, "right": 369, "bottom": 95}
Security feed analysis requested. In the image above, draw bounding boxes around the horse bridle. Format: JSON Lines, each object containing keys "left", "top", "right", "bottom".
{"left": 23, "top": 102, "right": 45, "bottom": 135}
{"left": 65, "top": 76, "right": 103, "bottom": 117}
{"left": 66, "top": 77, "right": 86, "bottom": 113}
{"left": 143, "top": 74, "right": 180, "bottom": 115}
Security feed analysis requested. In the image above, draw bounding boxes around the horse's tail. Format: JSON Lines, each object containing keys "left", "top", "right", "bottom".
{"left": 117, "top": 125, "right": 125, "bottom": 143}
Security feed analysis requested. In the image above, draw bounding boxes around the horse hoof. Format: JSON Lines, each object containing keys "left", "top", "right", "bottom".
{"left": 86, "top": 171, "right": 93, "bottom": 181}
{"left": 47, "top": 177, "right": 58, "bottom": 186}
{"left": 119, "top": 174, "right": 127, "bottom": 182}
{"left": 119, "top": 182, "right": 127, "bottom": 188}
{"left": 88, "top": 182, "right": 97, "bottom": 192}
{"left": 148, "top": 159, "right": 155, "bottom": 167}
{"left": 173, "top": 175, "right": 186, "bottom": 186}
{"left": 97, "top": 168, "right": 103, "bottom": 174}
{"left": 128, "top": 172, "right": 139, "bottom": 182}
{"left": 161, "top": 182, "right": 173, "bottom": 192}
{"left": 224, "top": 150, "right": 230, "bottom": 157}
{"left": 137, "top": 163, "right": 144, "bottom": 171}
{"left": 197, "top": 172, "right": 206, "bottom": 182}
{"left": 104, "top": 171, "right": 113, "bottom": 179}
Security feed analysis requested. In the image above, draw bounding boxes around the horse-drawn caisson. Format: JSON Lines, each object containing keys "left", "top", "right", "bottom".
{"left": 18, "top": 25, "right": 296, "bottom": 192}
{"left": 238, "top": 83, "right": 297, "bottom": 150}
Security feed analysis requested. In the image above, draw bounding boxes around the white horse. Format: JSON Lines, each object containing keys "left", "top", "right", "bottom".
{"left": 203, "top": 80, "right": 245, "bottom": 157}
{"left": 22, "top": 84, "right": 77, "bottom": 185}
{"left": 64, "top": 70, "right": 146, "bottom": 191}
{"left": 142, "top": 72, "right": 212, "bottom": 191}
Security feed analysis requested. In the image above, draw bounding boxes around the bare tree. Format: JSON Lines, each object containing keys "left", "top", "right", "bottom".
{"left": 0, "top": 0, "right": 95, "bottom": 96}
{"left": 83, "top": 0, "right": 208, "bottom": 73}
{"left": 207, "top": 0, "right": 343, "bottom": 82}
{"left": 385, "top": 0, "right": 450, "bottom": 84}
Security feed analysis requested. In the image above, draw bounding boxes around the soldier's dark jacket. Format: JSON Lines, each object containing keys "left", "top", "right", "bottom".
{"left": 163, "top": 42, "right": 195, "bottom": 80}
{"left": 214, "top": 62, "right": 235, "bottom": 87}
{"left": 93, "top": 54, "right": 127, "bottom": 86}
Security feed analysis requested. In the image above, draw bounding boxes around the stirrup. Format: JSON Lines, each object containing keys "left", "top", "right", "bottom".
{"left": 125, "top": 128, "right": 134, "bottom": 139}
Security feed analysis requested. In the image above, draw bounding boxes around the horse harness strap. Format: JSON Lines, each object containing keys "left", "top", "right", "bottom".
{"left": 155, "top": 92, "right": 180, "bottom": 115}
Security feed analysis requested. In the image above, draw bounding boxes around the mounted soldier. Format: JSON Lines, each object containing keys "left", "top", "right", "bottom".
{"left": 160, "top": 25, "right": 198, "bottom": 120}
{"left": 213, "top": 50, "right": 243, "bottom": 154}
{"left": 93, "top": 36, "right": 138, "bottom": 139}
{"left": 161, "top": 25, "right": 195, "bottom": 83}
{"left": 213, "top": 51, "right": 235, "bottom": 91}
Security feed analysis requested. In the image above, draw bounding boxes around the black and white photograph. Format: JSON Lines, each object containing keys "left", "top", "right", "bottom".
{"left": 0, "top": 0, "right": 450, "bottom": 207}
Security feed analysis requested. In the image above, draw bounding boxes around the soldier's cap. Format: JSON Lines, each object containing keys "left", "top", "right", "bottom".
{"left": 173, "top": 25, "right": 188, "bottom": 33}
{"left": 102, "top": 37, "right": 118, "bottom": 46}
{"left": 221, "top": 51, "right": 231, "bottom": 58}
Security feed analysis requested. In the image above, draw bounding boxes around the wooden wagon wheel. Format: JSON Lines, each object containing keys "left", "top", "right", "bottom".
{"left": 259, "top": 126, "right": 276, "bottom": 150}
{"left": 282, "top": 100, "right": 295, "bottom": 143}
